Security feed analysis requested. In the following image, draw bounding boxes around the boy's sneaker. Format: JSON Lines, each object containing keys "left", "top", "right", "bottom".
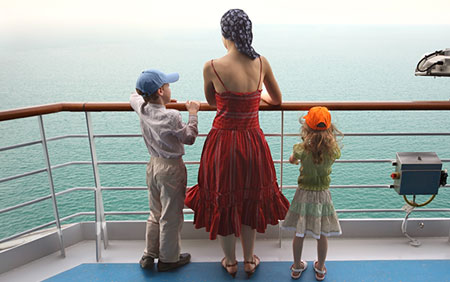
{"left": 139, "top": 255, "right": 155, "bottom": 269}
{"left": 157, "top": 253, "right": 191, "bottom": 272}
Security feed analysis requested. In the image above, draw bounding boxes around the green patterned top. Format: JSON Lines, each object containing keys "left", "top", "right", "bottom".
{"left": 292, "top": 143, "right": 341, "bottom": 191}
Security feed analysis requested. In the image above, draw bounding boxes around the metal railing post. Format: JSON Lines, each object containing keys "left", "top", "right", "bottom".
{"left": 278, "top": 111, "right": 284, "bottom": 248}
{"left": 85, "top": 112, "right": 108, "bottom": 262}
{"left": 38, "top": 115, "right": 65, "bottom": 257}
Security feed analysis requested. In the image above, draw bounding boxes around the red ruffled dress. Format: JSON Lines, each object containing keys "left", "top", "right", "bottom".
{"left": 185, "top": 58, "right": 290, "bottom": 240}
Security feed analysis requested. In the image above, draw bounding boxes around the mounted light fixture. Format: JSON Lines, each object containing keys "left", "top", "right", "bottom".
{"left": 415, "top": 48, "right": 450, "bottom": 77}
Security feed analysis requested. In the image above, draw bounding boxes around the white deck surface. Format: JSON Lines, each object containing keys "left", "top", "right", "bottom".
{"left": 1, "top": 237, "right": 449, "bottom": 282}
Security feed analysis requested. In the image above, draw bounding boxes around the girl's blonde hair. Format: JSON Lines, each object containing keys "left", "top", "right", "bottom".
{"left": 300, "top": 120, "right": 343, "bottom": 164}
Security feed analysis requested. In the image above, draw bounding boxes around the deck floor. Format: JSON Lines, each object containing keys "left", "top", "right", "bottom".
{"left": 1, "top": 237, "right": 450, "bottom": 281}
{"left": 44, "top": 260, "right": 450, "bottom": 282}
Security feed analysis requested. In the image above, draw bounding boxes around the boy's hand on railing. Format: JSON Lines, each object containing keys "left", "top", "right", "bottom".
{"left": 186, "top": 100, "right": 201, "bottom": 115}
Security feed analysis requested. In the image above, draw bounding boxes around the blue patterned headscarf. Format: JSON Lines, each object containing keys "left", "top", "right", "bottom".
{"left": 220, "top": 9, "right": 260, "bottom": 59}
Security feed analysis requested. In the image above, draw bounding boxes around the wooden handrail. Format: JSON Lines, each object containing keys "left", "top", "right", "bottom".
{"left": 1, "top": 101, "right": 450, "bottom": 121}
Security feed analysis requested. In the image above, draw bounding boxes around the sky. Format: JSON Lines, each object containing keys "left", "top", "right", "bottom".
{"left": 1, "top": 0, "right": 450, "bottom": 35}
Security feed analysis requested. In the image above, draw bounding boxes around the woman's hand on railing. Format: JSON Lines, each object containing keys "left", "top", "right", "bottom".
{"left": 260, "top": 98, "right": 269, "bottom": 107}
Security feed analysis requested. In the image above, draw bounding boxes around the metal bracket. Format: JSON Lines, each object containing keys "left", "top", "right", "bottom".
{"left": 401, "top": 204, "right": 421, "bottom": 247}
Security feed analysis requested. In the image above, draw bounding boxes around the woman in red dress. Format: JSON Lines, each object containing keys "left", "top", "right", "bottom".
{"left": 185, "top": 9, "right": 290, "bottom": 278}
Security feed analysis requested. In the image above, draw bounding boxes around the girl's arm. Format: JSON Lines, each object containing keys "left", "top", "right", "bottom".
{"left": 260, "top": 56, "right": 282, "bottom": 106}
{"left": 203, "top": 61, "right": 217, "bottom": 106}
{"left": 289, "top": 154, "right": 299, "bottom": 165}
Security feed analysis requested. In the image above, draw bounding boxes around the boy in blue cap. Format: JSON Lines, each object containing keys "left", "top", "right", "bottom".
{"left": 130, "top": 69, "right": 200, "bottom": 271}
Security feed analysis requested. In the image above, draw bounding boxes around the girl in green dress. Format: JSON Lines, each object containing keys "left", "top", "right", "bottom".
{"left": 282, "top": 106, "right": 343, "bottom": 280}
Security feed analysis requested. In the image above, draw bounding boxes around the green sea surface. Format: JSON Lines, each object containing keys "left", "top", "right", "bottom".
{"left": 1, "top": 25, "right": 450, "bottom": 240}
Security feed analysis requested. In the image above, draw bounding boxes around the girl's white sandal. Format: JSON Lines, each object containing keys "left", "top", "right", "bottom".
{"left": 314, "top": 261, "right": 327, "bottom": 281}
{"left": 290, "top": 260, "right": 308, "bottom": 279}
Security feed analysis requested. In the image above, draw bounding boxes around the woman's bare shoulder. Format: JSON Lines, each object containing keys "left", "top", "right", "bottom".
{"left": 259, "top": 55, "right": 274, "bottom": 75}
{"left": 203, "top": 60, "right": 211, "bottom": 70}
{"left": 204, "top": 57, "right": 224, "bottom": 69}
{"left": 259, "top": 55, "right": 270, "bottom": 67}
{"left": 203, "top": 59, "right": 215, "bottom": 77}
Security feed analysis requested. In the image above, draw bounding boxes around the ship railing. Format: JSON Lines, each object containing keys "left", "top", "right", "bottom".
{"left": 1, "top": 101, "right": 450, "bottom": 262}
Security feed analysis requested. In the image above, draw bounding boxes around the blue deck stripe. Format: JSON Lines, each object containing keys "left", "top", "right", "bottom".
{"left": 44, "top": 260, "right": 450, "bottom": 282}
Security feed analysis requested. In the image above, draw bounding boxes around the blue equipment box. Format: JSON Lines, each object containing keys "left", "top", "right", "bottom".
{"left": 393, "top": 152, "right": 442, "bottom": 195}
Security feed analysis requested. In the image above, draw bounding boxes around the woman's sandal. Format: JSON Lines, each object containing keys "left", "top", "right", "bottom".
{"left": 221, "top": 257, "right": 238, "bottom": 278}
{"left": 290, "top": 260, "right": 308, "bottom": 279}
{"left": 313, "top": 261, "right": 327, "bottom": 281}
{"left": 244, "top": 255, "right": 260, "bottom": 278}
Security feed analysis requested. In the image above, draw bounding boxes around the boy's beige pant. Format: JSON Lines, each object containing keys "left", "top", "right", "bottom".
{"left": 144, "top": 157, "right": 187, "bottom": 263}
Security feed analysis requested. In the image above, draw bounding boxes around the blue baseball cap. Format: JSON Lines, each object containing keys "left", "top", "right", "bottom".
{"left": 136, "top": 69, "right": 179, "bottom": 96}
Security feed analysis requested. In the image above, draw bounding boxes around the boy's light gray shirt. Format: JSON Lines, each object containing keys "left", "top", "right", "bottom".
{"left": 130, "top": 93, "right": 198, "bottom": 159}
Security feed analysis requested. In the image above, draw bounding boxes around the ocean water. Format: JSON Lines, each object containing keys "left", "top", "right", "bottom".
{"left": 1, "top": 25, "right": 450, "bottom": 240}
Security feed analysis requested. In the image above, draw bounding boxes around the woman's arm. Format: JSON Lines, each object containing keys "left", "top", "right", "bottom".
{"left": 203, "top": 61, "right": 217, "bottom": 106}
{"left": 260, "top": 56, "right": 282, "bottom": 106}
